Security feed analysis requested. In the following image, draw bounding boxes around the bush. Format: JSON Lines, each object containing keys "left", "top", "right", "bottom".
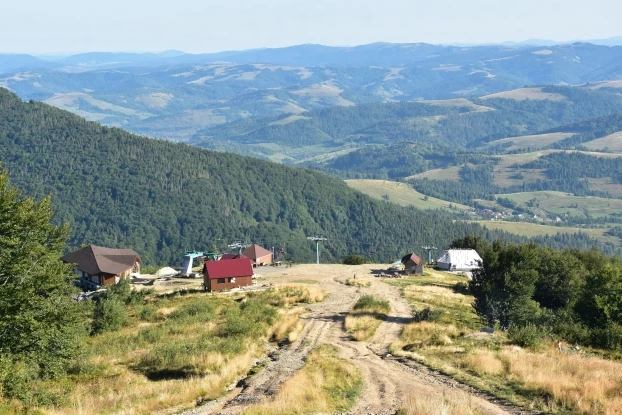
{"left": 91, "top": 297, "right": 128, "bottom": 334}
{"left": 508, "top": 324, "right": 544, "bottom": 348}
{"left": 590, "top": 323, "right": 622, "bottom": 351}
{"left": 412, "top": 307, "right": 443, "bottom": 323}
{"left": 353, "top": 295, "right": 390, "bottom": 313}
{"left": 343, "top": 255, "right": 367, "bottom": 265}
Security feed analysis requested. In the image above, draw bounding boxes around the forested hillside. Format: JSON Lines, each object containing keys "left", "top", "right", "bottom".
{"left": 193, "top": 86, "right": 622, "bottom": 162}
{"left": 0, "top": 87, "right": 542, "bottom": 265}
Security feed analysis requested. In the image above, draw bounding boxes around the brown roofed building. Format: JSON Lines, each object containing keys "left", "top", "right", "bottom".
{"left": 204, "top": 257, "right": 254, "bottom": 291}
{"left": 61, "top": 245, "right": 141, "bottom": 290}
{"left": 401, "top": 253, "right": 424, "bottom": 275}
{"left": 242, "top": 244, "right": 273, "bottom": 266}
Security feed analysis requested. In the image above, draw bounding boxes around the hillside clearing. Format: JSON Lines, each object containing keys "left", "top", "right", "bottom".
{"left": 582, "top": 131, "right": 622, "bottom": 152}
{"left": 480, "top": 87, "right": 566, "bottom": 101}
{"left": 482, "top": 132, "right": 575, "bottom": 151}
{"left": 345, "top": 179, "right": 469, "bottom": 210}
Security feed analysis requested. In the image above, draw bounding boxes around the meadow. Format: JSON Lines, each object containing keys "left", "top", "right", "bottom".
{"left": 0, "top": 285, "right": 325, "bottom": 415}
{"left": 389, "top": 269, "right": 622, "bottom": 414}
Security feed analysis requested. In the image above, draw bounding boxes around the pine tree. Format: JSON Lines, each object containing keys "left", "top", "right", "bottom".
{"left": 0, "top": 167, "right": 86, "bottom": 380}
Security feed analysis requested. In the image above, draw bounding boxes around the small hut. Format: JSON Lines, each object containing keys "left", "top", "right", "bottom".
{"left": 436, "top": 249, "right": 482, "bottom": 271}
{"left": 242, "top": 244, "right": 273, "bottom": 266}
{"left": 401, "top": 253, "right": 424, "bottom": 275}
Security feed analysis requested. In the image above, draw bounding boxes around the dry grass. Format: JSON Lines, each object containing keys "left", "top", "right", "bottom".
{"left": 392, "top": 270, "right": 622, "bottom": 414}
{"left": 4, "top": 286, "right": 327, "bottom": 415}
{"left": 345, "top": 278, "right": 371, "bottom": 288}
{"left": 400, "top": 389, "right": 485, "bottom": 415}
{"left": 345, "top": 295, "right": 391, "bottom": 341}
{"left": 242, "top": 345, "right": 362, "bottom": 415}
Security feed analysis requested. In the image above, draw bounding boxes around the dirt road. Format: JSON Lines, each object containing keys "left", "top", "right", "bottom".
{"left": 181, "top": 264, "right": 531, "bottom": 415}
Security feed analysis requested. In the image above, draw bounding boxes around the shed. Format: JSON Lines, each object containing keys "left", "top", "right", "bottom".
{"left": 436, "top": 249, "right": 482, "bottom": 271}
{"left": 220, "top": 253, "right": 248, "bottom": 260}
{"left": 61, "top": 245, "right": 141, "bottom": 290}
{"left": 203, "top": 257, "right": 254, "bottom": 291}
{"left": 401, "top": 253, "right": 424, "bottom": 275}
{"left": 242, "top": 244, "right": 273, "bottom": 266}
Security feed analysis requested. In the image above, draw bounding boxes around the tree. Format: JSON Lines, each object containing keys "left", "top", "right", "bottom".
{"left": 0, "top": 168, "right": 85, "bottom": 379}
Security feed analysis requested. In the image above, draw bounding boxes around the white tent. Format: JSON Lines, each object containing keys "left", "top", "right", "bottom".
{"left": 436, "top": 249, "right": 482, "bottom": 271}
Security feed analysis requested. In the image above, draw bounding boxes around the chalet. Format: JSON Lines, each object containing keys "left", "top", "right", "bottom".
{"left": 61, "top": 245, "right": 141, "bottom": 290}
{"left": 436, "top": 249, "right": 482, "bottom": 272}
{"left": 401, "top": 253, "right": 424, "bottom": 275}
{"left": 242, "top": 244, "right": 273, "bottom": 266}
{"left": 220, "top": 253, "right": 248, "bottom": 260}
{"left": 203, "top": 257, "right": 254, "bottom": 291}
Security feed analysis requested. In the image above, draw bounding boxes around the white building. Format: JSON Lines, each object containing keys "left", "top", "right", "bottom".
{"left": 436, "top": 249, "right": 482, "bottom": 272}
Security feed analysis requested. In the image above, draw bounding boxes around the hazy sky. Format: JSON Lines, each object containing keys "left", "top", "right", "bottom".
{"left": 2, "top": 0, "right": 620, "bottom": 54}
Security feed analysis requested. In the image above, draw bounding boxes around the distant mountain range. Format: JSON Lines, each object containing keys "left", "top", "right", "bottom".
{"left": 1, "top": 42, "right": 622, "bottom": 143}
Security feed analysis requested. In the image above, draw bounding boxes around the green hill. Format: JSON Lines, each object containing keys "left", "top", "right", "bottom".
{"left": 192, "top": 86, "right": 622, "bottom": 162}
{"left": 2, "top": 87, "right": 545, "bottom": 265}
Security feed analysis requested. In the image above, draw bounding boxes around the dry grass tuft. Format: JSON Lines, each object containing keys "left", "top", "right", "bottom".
{"left": 242, "top": 345, "right": 361, "bottom": 415}
{"left": 461, "top": 350, "right": 505, "bottom": 376}
{"left": 345, "top": 295, "right": 390, "bottom": 341}
{"left": 398, "top": 322, "right": 460, "bottom": 350}
{"left": 400, "top": 388, "right": 484, "bottom": 415}
{"left": 345, "top": 278, "right": 371, "bottom": 288}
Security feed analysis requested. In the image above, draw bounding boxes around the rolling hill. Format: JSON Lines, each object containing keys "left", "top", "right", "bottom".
{"left": 2, "top": 42, "right": 622, "bottom": 142}
{"left": 2, "top": 87, "right": 548, "bottom": 265}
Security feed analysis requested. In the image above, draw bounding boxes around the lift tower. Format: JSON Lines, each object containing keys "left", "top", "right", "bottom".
{"left": 306, "top": 235, "right": 328, "bottom": 264}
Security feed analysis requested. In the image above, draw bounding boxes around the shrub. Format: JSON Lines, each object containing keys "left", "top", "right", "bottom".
{"left": 91, "top": 297, "right": 128, "bottom": 335}
{"left": 412, "top": 307, "right": 443, "bottom": 323}
{"left": 353, "top": 295, "right": 390, "bottom": 313}
{"left": 508, "top": 324, "right": 544, "bottom": 348}
{"left": 343, "top": 255, "right": 367, "bottom": 265}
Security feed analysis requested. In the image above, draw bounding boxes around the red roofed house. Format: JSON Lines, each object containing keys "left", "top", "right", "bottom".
{"left": 242, "top": 244, "right": 273, "bottom": 266}
{"left": 401, "top": 253, "right": 424, "bottom": 275}
{"left": 61, "top": 245, "right": 141, "bottom": 290}
{"left": 219, "top": 253, "right": 247, "bottom": 260}
{"left": 203, "top": 257, "right": 254, "bottom": 291}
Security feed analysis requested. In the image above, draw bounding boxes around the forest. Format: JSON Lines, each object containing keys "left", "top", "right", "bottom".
{"left": 0, "top": 88, "right": 539, "bottom": 265}
{"left": 455, "top": 236, "right": 622, "bottom": 351}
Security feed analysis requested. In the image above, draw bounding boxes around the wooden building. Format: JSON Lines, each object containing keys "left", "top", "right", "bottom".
{"left": 242, "top": 244, "right": 273, "bottom": 266}
{"left": 61, "top": 245, "right": 141, "bottom": 290}
{"left": 203, "top": 257, "right": 254, "bottom": 291}
{"left": 401, "top": 253, "right": 424, "bottom": 275}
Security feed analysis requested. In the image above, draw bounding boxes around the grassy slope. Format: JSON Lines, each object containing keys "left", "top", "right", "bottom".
{"left": 389, "top": 270, "right": 622, "bottom": 414}
{"left": 583, "top": 131, "right": 622, "bottom": 152}
{"left": 481, "top": 132, "right": 575, "bottom": 151}
{"left": 498, "top": 190, "right": 622, "bottom": 218}
{"left": 345, "top": 180, "right": 469, "bottom": 211}
{"left": 471, "top": 220, "right": 620, "bottom": 246}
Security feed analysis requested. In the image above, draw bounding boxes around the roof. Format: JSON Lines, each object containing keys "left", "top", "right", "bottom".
{"left": 61, "top": 245, "right": 141, "bottom": 275}
{"left": 436, "top": 249, "right": 482, "bottom": 266}
{"left": 242, "top": 244, "right": 273, "bottom": 260}
{"left": 401, "top": 253, "right": 422, "bottom": 265}
{"left": 204, "top": 258, "right": 254, "bottom": 280}
{"left": 220, "top": 253, "right": 247, "bottom": 260}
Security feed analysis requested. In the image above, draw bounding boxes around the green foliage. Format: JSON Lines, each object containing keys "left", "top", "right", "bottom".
{"left": 353, "top": 295, "right": 390, "bottom": 313}
{"left": 0, "top": 88, "right": 539, "bottom": 265}
{"left": 343, "top": 254, "right": 367, "bottom": 265}
{"left": 0, "top": 168, "right": 86, "bottom": 384}
{"left": 466, "top": 236, "right": 622, "bottom": 350}
{"left": 508, "top": 324, "right": 545, "bottom": 348}
{"left": 412, "top": 307, "right": 443, "bottom": 323}
{"left": 91, "top": 296, "right": 128, "bottom": 335}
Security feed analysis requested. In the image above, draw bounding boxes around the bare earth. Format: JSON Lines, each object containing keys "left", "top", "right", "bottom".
{"left": 179, "top": 264, "right": 532, "bottom": 415}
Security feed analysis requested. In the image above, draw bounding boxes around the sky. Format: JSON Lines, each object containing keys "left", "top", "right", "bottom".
{"left": 1, "top": 0, "right": 620, "bottom": 54}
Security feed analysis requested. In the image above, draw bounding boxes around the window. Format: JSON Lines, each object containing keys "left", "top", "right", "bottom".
{"left": 217, "top": 278, "right": 225, "bottom": 284}
{"left": 231, "top": 278, "right": 236, "bottom": 283}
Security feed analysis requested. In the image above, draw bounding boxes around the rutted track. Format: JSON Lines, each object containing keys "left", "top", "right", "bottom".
{"left": 179, "top": 265, "right": 535, "bottom": 415}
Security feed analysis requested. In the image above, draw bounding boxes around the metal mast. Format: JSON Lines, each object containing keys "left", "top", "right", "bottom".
{"left": 228, "top": 240, "right": 249, "bottom": 255}
{"left": 306, "top": 235, "right": 328, "bottom": 264}
{"left": 421, "top": 245, "right": 437, "bottom": 264}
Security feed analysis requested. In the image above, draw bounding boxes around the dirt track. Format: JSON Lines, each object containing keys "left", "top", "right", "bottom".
{"left": 180, "top": 264, "right": 533, "bottom": 415}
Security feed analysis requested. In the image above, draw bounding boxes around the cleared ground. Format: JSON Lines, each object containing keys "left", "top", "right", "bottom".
{"left": 471, "top": 220, "right": 620, "bottom": 246}
{"left": 498, "top": 190, "right": 622, "bottom": 219}
{"left": 583, "top": 131, "right": 622, "bottom": 152}
{"left": 480, "top": 87, "right": 566, "bottom": 101}
{"left": 193, "top": 264, "right": 519, "bottom": 415}
{"left": 482, "top": 132, "right": 575, "bottom": 151}
{"left": 345, "top": 179, "right": 469, "bottom": 211}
